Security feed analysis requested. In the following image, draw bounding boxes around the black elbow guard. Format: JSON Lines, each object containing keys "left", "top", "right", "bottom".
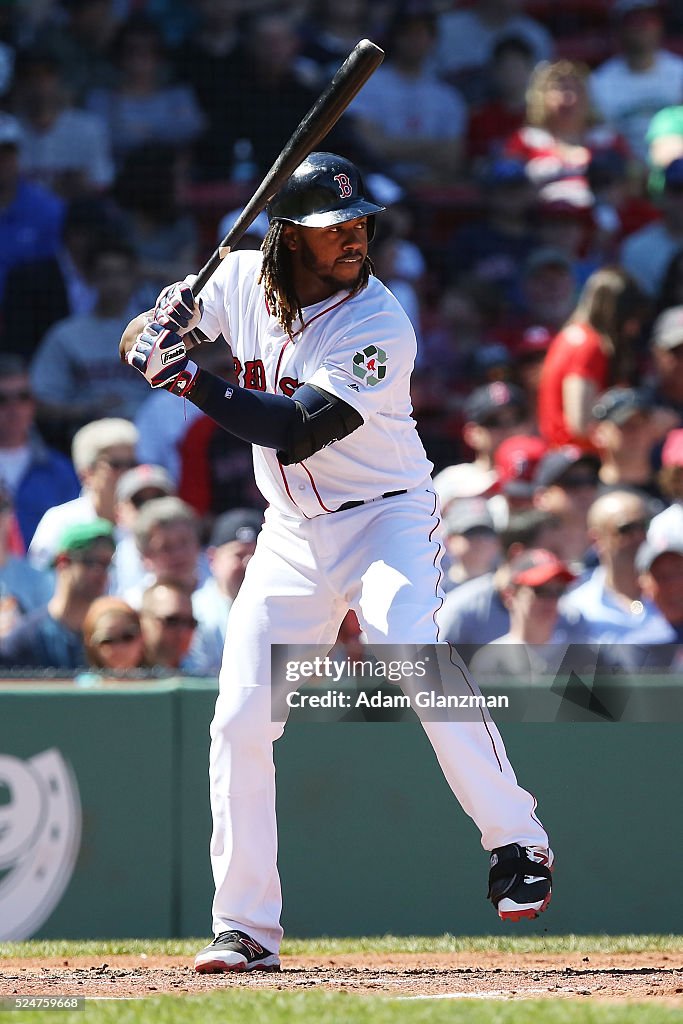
{"left": 278, "top": 384, "right": 363, "bottom": 465}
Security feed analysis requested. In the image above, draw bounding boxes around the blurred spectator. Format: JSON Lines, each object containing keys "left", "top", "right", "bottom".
{"left": 82, "top": 595, "right": 145, "bottom": 672}
{"left": 0, "top": 484, "right": 52, "bottom": 633}
{"left": 437, "top": 507, "right": 571, "bottom": 648}
{"left": 635, "top": 534, "right": 683, "bottom": 643}
{"left": 0, "top": 355, "right": 79, "bottom": 548}
{"left": 440, "top": 498, "right": 501, "bottom": 593}
{"left": 192, "top": 507, "right": 264, "bottom": 673}
{"left": 532, "top": 446, "right": 601, "bottom": 568}
{"left": 590, "top": 386, "right": 668, "bottom": 496}
{"left": 33, "top": 0, "right": 118, "bottom": 103}
{"left": 0, "top": 519, "right": 114, "bottom": 669}
{"left": 300, "top": 0, "right": 376, "bottom": 84}
{"left": 112, "top": 463, "right": 175, "bottom": 596}
{"left": 490, "top": 433, "right": 548, "bottom": 527}
{"left": 590, "top": 0, "right": 683, "bottom": 161}
{"left": 30, "top": 239, "right": 150, "bottom": 434}
{"left": 647, "top": 428, "right": 683, "bottom": 545}
{"left": 559, "top": 489, "right": 666, "bottom": 643}
{"left": 128, "top": 496, "right": 204, "bottom": 606}
{"left": 644, "top": 306, "right": 683, "bottom": 419}
{"left": 139, "top": 579, "right": 197, "bottom": 671}
{"left": 432, "top": 0, "right": 552, "bottom": 96}
{"left": 85, "top": 14, "right": 205, "bottom": 163}
{"left": 446, "top": 158, "right": 536, "bottom": 306}
{"left": 0, "top": 111, "right": 64, "bottom": 302}
{"left": 461, "top": 382, "right": 530, "bottom": 473}
{"left": 510, "top": 325, "right": 552, "bottom": 419}
{"left": 12, "top": 48, "right": 114, "bottom": 196}
{"left": 537, "top": 267, "right": 647, "bottom": 449}
{"left": 469, "top": 548, "right": 578, "bottom": 682}
{"left": 645, "top": 105, "right": 683, "bottom": 197}
{"left": 515, "top": 248, "right": 577, "bottom": 335}
{"left": 432, "top": 462, "right": 498, "bottom": 519}
{"left": 112, "top": 143, "right": 198, "bottom": 290}
{"left": 467, "top": 35, "right": 535, "bottom": 162}
{"left": 505, "top": 59, "right": 629, "bottom": 188}
{"left": 28, "top": 418, "right": 138, "bottom": 571}
{"left": 2, "top": 197, "right": 111, "bottom": 359}
{"left": 349, "top": 9, "right": 465, "bottom": 186}
{"left": 533, "top": 179, "right": 599, "bottom": 285}
{"left": 620, "top": 159, "right": 683, "bottom": 296}
{"left": 656, "top": 249, "right": 683, "bottom": 314}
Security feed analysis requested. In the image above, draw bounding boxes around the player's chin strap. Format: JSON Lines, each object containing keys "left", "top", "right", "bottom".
{"left": 178, "top": 368, "right": 362, "bottom": 464}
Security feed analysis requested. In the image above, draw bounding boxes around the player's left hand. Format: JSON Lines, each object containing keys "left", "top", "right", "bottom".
{"left": 154, "top": 277, "right": 203, "bottom": 335}
{"left": 126, "top": 321, "right": 190, "bottom": 389}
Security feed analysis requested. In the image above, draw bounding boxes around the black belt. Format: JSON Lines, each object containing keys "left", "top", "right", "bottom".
{"left": 336, "top": 489, "right": 407, "bottom": 513}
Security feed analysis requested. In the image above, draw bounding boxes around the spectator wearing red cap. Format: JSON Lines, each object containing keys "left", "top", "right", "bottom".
{"left": 511, "top": 326, "right": 552, "bottom": 421}
{"left": 537, "top": 267, "right": 648, "bottom": 450}
{"left": 469, "top": 548, "right": 580, "bottom": 682}
{"left": 647, "top": 428, "right": 683, "bottom": 547}
{"left": 491, "top": 434, "right": 548, "bottom": 527}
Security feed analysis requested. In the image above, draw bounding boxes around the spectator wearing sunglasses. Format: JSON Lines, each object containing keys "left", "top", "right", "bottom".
{"left": 469, "top": 548, "right": 580, "bottom": 683}
{"left": 1, "top": 519, "right": 114, "bottom": 670}
{"left": 28, "top": 418, "right": 138, "bottom": 571}
{"left": 532, "top": 446, "right": 601, "bottom": 570}
{"left": 82, "top": 596, "right": 145, "bottom": 673}
{"left": 111, "top": 463, "right": 175, "bottom": 596}
{"left": 139, "top": 579, "right": 197, "bottom": 671}
{"left": 0, "top": 355, "right": 79, "bottom": 548}
{"left": 559, "top": 489, "right": 668, "bottom": 643}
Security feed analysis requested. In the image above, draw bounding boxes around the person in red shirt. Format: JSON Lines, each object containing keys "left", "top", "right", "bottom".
{"left": 537, "top": 267, "right": 648, "bottom": 449}
{"left": 467, "top": 34, "right": 535, "bottom": 162}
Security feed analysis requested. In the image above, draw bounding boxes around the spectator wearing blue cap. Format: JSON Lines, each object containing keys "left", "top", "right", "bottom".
{"left": 621, "top": 159, "right": 683, "bottom": 296}
{"left": 590, "top": 387, "right": 666, "bottom": 498}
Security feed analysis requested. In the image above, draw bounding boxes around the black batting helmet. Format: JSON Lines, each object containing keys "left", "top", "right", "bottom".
{"left": 267, "top": 152, "right": 385, "bottom": 240}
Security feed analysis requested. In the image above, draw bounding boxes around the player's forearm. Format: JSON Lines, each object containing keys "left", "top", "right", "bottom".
{"left": 186, "top": 367, "right": 298, "bottom": 450}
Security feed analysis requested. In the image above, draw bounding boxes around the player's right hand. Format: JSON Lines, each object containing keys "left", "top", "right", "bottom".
{"left": 154, "top": 277, "right": 203, "bottom": 335}
{"left": 126, "top": 321, "right": 190, "bottom": 389}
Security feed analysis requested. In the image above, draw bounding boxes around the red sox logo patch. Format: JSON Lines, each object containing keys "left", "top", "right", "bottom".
{"left": 334, "top": 173, "right": 353, "bottom": 199}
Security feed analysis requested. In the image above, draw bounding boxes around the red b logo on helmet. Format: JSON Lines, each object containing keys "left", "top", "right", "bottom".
{"left": 334, "top": 173, "right": 353, "bottom": 199}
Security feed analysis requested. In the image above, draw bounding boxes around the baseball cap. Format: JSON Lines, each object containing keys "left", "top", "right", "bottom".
{"left": 210, "top": 508, "right": 264, "bottom": 548}
{"left": 433, "top": 463, "right": 498, "bottom": 508}
{"left": 661, "top": 428, "right": 683, "bottom": 467}
{"left": 463, "top": 381, "right": 527, "bottom": 426}
{"left": 495, "top": 435, "right": 548, "bottom": 498}
{"left": 444, "top": 497, "right": 495, "bottom": 536}
{"left": 55, "top": 519, "right": 115, "bottom": 558}
{"left": 533, "top": 446, "right": 600, "bottom": 489}
{"left": 591, "top": 387, "right": 649, "bottom": 425}
{"left": 664, "top": 158, "right": 683, "bottom": 190}
{"left": 536, "top": 179, "right": 594, "bottom": 219}
{"left": 0, "top": 113, "right": 21, "bottom": 147}
{"left": 635, "top": 534, "right": 683, "bottom": 573}
{"left": 612, "top": 0, "right": 661, "bottom": 17}
{"left": 508, "top": 548, "right": 576, "bottom": 587}
{"left": 651, "top": 306, "right": 683, "bottom": 350}
{"left": 116, "top": 464, "right": 175, "bottom": 504}
{"left": 514, "top": 325, "right": 552, "bottom": 360}
{"left": 524, "top": 247, "right": 574, "bottom": 277}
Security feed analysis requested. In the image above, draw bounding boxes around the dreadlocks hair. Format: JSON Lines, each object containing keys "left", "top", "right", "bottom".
{"left": 258, "top": 220, "right": 375, "bottom": 338}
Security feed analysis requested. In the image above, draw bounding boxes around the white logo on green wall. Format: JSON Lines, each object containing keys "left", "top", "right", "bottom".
{"left": 0, "top": 750, "right": 81, "bottom": 940}
{"left": 352, "top": 345, "right": 387, "bottom": 387}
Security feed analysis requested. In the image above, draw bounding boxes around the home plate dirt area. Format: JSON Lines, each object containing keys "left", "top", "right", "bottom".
{"left": 1, "top": 952, "right": 682, "bottom": 1001}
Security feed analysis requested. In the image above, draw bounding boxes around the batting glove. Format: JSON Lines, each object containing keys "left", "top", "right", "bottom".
{"left": 154, "top": 276, "right": 203, "bottom": 335}
{"left": 127, "top": 322, "right": 198, "bottom": 392}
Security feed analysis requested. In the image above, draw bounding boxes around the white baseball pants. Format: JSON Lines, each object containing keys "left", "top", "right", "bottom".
{"left": 208, "top": 486, "right": 548, "bottom": 951}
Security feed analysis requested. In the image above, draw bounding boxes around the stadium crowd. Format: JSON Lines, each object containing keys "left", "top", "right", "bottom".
{"left": 1, "top": 0, "right": 682, "bottom": 676}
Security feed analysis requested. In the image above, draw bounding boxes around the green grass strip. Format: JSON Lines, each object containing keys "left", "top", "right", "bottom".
{"left": 3, "top": 992, "right": 683, "bottom": 1024}
{"left": 2, "top": 934, "right": 682, "bottom": 959}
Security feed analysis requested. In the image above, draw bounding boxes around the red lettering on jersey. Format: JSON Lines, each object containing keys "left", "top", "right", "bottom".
{"left": 244, "top": 359, "right": 267, "bottom": 391}
{"left": 278, "top": 376, "right": 300, "bottom": 397}
{"left": 233, "top": 356, "right": 242, "bottom": 380}
{"left": 334, "top": 173, "right": 353, "bottom": 199}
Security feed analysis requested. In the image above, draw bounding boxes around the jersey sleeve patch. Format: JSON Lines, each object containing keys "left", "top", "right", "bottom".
{"left": 352, "top": 344, "right": 388, "bottom": 387}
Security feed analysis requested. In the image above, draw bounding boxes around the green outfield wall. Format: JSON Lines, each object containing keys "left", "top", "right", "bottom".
{"left": 0, "top": 678, "right": 680, "bottom": 940}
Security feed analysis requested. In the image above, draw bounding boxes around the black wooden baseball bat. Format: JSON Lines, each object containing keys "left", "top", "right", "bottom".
{"left": 192, "top": 38, "right": 384, "bottom": 298}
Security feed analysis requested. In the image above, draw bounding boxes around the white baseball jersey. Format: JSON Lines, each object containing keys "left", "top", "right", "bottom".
{"left": 197, "top": 250, "right": 433, "bottom": 518}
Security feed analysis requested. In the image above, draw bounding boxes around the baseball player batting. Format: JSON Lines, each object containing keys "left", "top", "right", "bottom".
{"left": 120, "top": 153, "right": 553, "bottom": 973}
